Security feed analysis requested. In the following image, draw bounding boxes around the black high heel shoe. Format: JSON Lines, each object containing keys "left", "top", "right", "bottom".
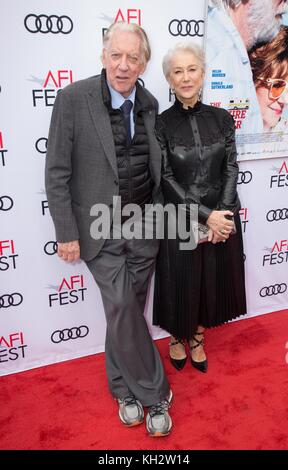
{"left": 169, "top": 339, "right": 187, "bottom": 371}
{"left": 190, "top": 331, "right": 208, "bottom": 373}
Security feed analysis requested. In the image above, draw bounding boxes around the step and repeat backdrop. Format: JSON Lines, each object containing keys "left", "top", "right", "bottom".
{"left": 1, "top": 0, "right": 287, "bottom": 376}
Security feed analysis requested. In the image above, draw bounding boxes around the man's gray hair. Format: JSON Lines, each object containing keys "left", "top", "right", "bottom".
{"left": 162, "top": 42, "right": 205, "bottom": 80}
{"left": 209, "top": 0, "right": 242, "bottom": 8}
{"left": 103, "top": 22, "right": 151, "bottom": 64}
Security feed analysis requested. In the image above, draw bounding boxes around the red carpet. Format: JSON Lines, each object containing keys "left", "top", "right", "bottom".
{"left": 1, "top": 310, "right": 288, "bottom": 450}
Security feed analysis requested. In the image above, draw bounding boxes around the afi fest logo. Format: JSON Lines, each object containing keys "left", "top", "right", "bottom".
{"left": 48, "top": 275, "right": 87, "bottom": 307}
{"left": 38, "top": 189, "right": 49, "bottom": 216}
{"left": 0, "top": 240, "right": 18, "bottom": 271}
{"left": 0, "top": 332, "right": 28, "bottom": 363}
{"left": 262, "top": 240, "right": 288, "bottom": 266}
{"left": 32, "top": 70, "right": 73, "bottom": 107}
{"left": 101, "top": 8, "right": 142, "bottom": 36}
{"left": 0, "top": 131, "right": 8, "bottom": 167}
{"left": 270, "top": 161, "right": 288, "bottom": 188}
{"left": 41, "top": 197, "right": 49, "bottom": 216}
{"left": 239, "top": 208, "right": 249, "bottom": 233}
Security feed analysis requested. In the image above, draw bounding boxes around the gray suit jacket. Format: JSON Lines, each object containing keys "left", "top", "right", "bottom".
{"left": 45, "top": 74, "right": 162, "bottom": 261}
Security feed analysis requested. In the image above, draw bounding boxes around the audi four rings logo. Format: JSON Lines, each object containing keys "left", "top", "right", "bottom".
{"left": 168, "top": 19, "right": 204, "bottom": 37}
{"left": 44, "top": 241, "right": 58, "bottom": 255}
{"left": 0, "top": 196, "right": 13, "bottom": 211}
{"left": 266, "top": 208, "right": 288, "bottom": 222}
{"left": 237, "top": 171, "right": 252, "bottom": 184}
{"left": 24, "top": 14, "right": 73, "bottom": 34}
{"left": 35, "top": 138, "right": 48, "bottom": 154}
{"left": 259, "top": 283, "right": 287, "bottom": 297}
{"left": 51, "top": 326, "right": 89, "bottom": 343}
{"left": 0, "top": 293, "right": 23, "bottom": 308}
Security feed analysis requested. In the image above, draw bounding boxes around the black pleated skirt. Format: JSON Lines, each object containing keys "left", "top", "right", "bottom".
{"left": 153, "top": 214, "right": 247, "bottom": 340}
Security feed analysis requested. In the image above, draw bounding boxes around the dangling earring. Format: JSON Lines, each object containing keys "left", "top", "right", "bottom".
{"left": 198, "top": 88, "right": 202, "bottom": 101}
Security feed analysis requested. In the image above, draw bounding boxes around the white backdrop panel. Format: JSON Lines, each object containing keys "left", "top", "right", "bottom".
{"left": 1, "top": 0, "right": 287, "bottom": 376}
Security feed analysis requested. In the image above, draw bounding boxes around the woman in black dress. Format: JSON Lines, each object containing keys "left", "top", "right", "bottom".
{"left": 153, "top": 42, "right": 247, "bottom": 372}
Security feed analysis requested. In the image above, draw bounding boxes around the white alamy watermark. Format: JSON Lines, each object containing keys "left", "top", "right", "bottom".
{"left": 90, "top": 196, "right": 207, "bottom": 250}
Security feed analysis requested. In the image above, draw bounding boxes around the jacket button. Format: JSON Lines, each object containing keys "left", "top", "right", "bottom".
{"left": 109, "top": 203, "right": 113, "bottom": 208}
{"left": 114, "top": 180, "right": 119, "bottom": 186}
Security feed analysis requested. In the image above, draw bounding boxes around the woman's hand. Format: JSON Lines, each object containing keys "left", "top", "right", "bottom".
{"left": 206, "top": 210, "right": 234, "bottom": 244}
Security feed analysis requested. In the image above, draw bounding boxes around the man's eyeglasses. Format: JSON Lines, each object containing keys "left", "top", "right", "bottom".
{"left": 258, "top": 77, "right": 288, "bottom": 99}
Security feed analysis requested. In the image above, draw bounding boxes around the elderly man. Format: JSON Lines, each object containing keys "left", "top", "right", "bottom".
{"left": 203, "top": 0, "right": 288, "bottom": 155}
{"left": 45, "top": 22, "right": 172, "bottom": 437}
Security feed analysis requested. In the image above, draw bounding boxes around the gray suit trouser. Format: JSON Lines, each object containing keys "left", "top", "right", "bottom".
{"left": 86, "top": 236, "right": 170, "bottom": 407}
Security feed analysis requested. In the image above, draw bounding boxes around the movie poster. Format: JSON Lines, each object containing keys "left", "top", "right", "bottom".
{"left": 203, "top": 0, "right": 288, "bottom": 161}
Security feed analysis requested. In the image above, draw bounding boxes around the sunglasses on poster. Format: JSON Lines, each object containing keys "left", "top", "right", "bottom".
{"left": 258, "top": 77, "right": 288, "bottom": 99}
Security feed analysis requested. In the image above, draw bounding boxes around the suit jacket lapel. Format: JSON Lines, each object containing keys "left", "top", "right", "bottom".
{"left": 86, "top": 80, "right": 118, "bottom": 178}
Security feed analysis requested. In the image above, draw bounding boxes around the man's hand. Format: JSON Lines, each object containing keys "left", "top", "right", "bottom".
{"left": 57, "top": 240, "right": 80, "bottom": 262}
{"left": 206, "top": 210, "right": 234, "bottom": 244}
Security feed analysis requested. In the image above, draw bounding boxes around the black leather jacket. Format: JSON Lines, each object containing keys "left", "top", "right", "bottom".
{"left": 157, "top": 98, "right": 240, "bottom": 224}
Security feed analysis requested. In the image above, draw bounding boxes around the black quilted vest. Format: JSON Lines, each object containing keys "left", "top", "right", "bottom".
{"left": 101, "top": 71, "right": 154, "bottom": 210}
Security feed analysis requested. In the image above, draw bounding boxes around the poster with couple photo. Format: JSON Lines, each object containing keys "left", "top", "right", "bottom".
{"left": 203, "top": 0, "right": 288, "bottom": 161}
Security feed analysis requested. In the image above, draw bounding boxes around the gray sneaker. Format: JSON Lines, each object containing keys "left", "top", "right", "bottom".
{"left": 146, "top": 390, "right": 173, "bottom": 437}
{"left": 117, "top": 395, "right": 144, "bottom": 427}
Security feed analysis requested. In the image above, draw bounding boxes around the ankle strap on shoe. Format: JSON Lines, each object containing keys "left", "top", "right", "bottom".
{"left": 190, "top": 335, "right": 204, "bottom": 350}
{"left": 169, "top": 339, "right": 185, "bottom": 346}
